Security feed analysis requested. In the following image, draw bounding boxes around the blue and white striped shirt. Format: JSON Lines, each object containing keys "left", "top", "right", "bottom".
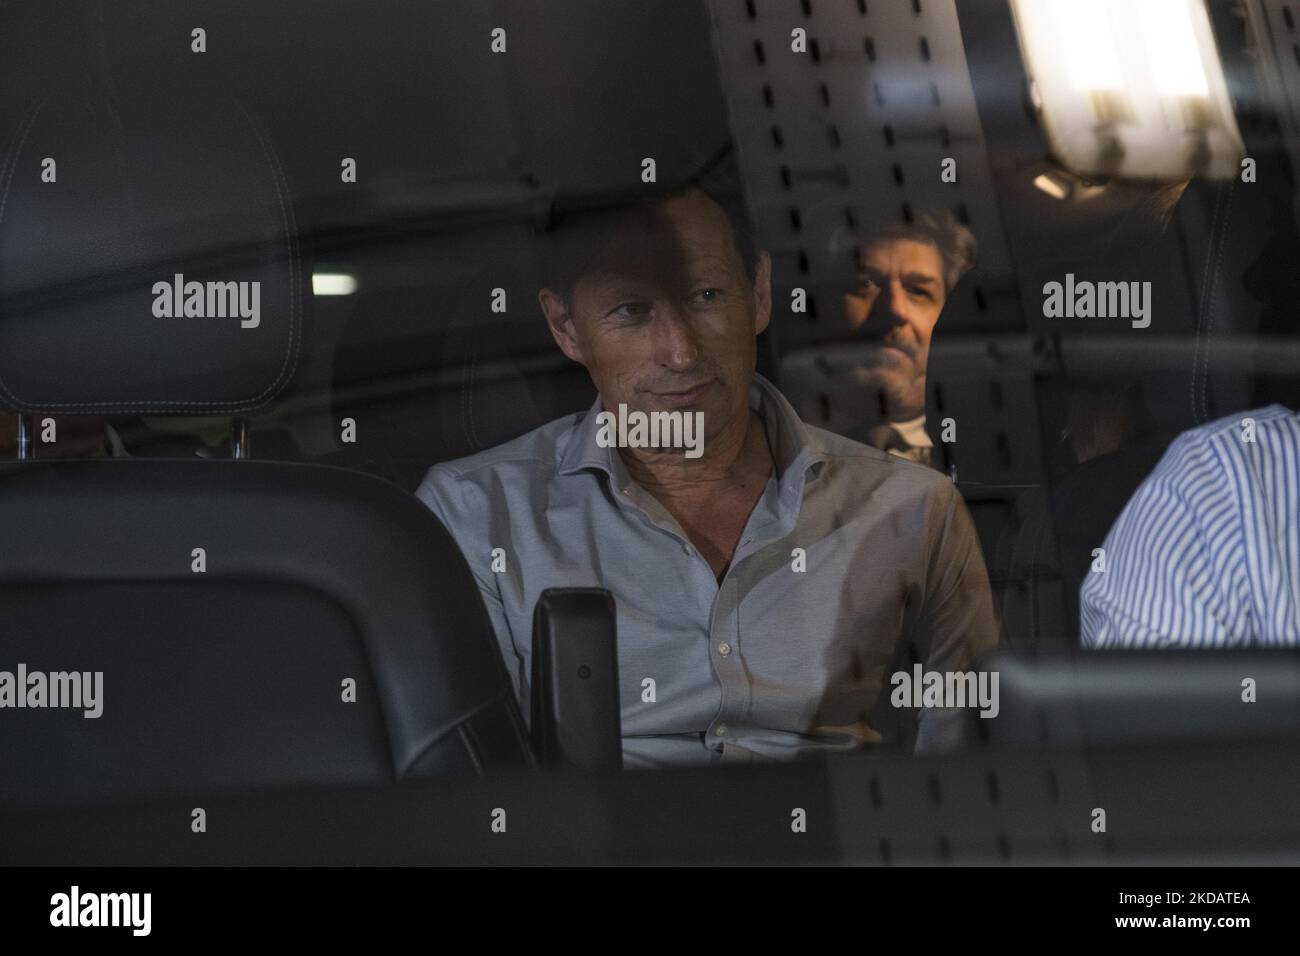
{"left": 1080, "top": 404, "right": 1299, "bottom": 647}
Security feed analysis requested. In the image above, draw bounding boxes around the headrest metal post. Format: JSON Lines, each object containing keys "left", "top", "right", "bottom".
{"left": 232, "top": 419, "right": 250, "bottom": 460}
{"left": 16, "top": 415, "right": 32, "bottom": 460}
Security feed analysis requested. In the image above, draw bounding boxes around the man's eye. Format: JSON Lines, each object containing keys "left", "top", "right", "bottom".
{"left": 908, "top": 287, "right": 933, "bottom": 300}
{"left": 692, "top": 288, "right": 724, "bottom": 306}
{"left": 611, "top": 301, "right": 651, "bottom": 319}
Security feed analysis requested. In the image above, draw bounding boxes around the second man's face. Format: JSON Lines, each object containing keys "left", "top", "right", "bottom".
{"left": 841, "top": 238, "right": 946, "bottom": 421}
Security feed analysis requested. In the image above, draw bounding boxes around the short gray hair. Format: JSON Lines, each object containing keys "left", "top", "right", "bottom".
{"left": 862, "top": 210, "right": 977, "bottom": 294}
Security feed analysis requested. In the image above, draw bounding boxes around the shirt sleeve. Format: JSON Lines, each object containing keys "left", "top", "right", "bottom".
{"left": 415, "top": 464, "right": 531, "bottom": 721}
{"left": 1079, "top": 429, "right": 1248, "bottom": 648}
{"left": 913, "top": 480, "right": 1000, "bottom": 754}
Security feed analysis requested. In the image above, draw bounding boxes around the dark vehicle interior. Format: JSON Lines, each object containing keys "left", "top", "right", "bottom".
{"left": 1, "top": 0, "right": 1298, "bottom": 882}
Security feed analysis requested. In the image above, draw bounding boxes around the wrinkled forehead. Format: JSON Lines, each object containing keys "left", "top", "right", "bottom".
{"left": 858, "top": 237, "right": 945, "bottom": 281}
{"left": 581, "top": 193, "right": 745, "bottom": 291}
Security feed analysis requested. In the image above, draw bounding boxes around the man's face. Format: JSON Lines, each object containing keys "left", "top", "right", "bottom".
{"left": 841, "top": 238, "right": 946, "bottom": 420}
{"left": 539, "top": 191, "right": 771, "bottom": 448}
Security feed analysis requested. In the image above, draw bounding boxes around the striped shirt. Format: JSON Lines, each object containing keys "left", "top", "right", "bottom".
{"left": 1080, "top": 404, "right": 1300, "bottom": 647}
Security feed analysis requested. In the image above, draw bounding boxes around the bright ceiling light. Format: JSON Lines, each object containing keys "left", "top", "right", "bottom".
{"left": 1010, "top": 0, "right": 1245, "bottom": 180}
{"left": 312, "top": 273, "right": 358, "bottom": 296}
{"left": 1057, "top": 0, "right": 1122, "bottom": 93}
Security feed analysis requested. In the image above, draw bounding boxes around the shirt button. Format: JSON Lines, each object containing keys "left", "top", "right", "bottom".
{"left": 717, "top": 642, "right": 732, "bottom": 657}
{"left": 683, "top": 542, "right": 694, "bottom": 555}
{"left": 716, "top": 724, "right": 728, "bottom": 736}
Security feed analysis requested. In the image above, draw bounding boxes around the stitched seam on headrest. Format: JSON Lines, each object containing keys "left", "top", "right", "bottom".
{"left": 0, "top": 98, "right": 302, "bottom": 413}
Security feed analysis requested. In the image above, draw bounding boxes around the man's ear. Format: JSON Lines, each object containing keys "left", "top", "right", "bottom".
{"left": 538, "top": 287, "right": 586, "bottom": 365}
{"left": 752, "top": 251, "right": 772, "bottom": 337}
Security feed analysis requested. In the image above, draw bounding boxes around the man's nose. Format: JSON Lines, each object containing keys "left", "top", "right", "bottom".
{"left": 651, "top": 304, "right": 701, "bottom": 370}
{"left": 869, "top": 280, "right": 909, "bottom": 328}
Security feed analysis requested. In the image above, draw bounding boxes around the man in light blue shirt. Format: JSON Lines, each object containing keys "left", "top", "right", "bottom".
{"left": 417, "top": 186, "right": 998, "bottom": 767}
{"left": 1081, "top": 404, "right": 1300, "bottom": 646}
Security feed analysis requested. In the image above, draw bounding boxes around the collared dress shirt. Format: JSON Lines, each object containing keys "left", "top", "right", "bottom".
{"left": 417, "top": 374, "right": 998, "bottom": 767}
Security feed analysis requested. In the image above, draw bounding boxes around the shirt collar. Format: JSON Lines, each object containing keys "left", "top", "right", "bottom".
{"left": 888, "top": 413, "right": 933, "bottom": 449}
{"left": 558, "top": 372, "right": 829, "bottom": 491}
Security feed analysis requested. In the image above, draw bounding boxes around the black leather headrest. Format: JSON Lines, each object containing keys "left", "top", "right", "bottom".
{"left": 0, "top": 83, "right": 304, "bottom": 415}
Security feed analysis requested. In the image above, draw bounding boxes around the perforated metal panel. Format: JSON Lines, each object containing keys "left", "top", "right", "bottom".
{"left": 825, "top": 746, "right": 1103, "bottom": 863}
{"left": 1246, "top": 0, "right": 1300, "bottom": 214}
{"left": 708, "top": 0, "right": 1044, "bottom": 491}
{"left": 708, "top": 0, "right": 1015, "bottom": 339}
